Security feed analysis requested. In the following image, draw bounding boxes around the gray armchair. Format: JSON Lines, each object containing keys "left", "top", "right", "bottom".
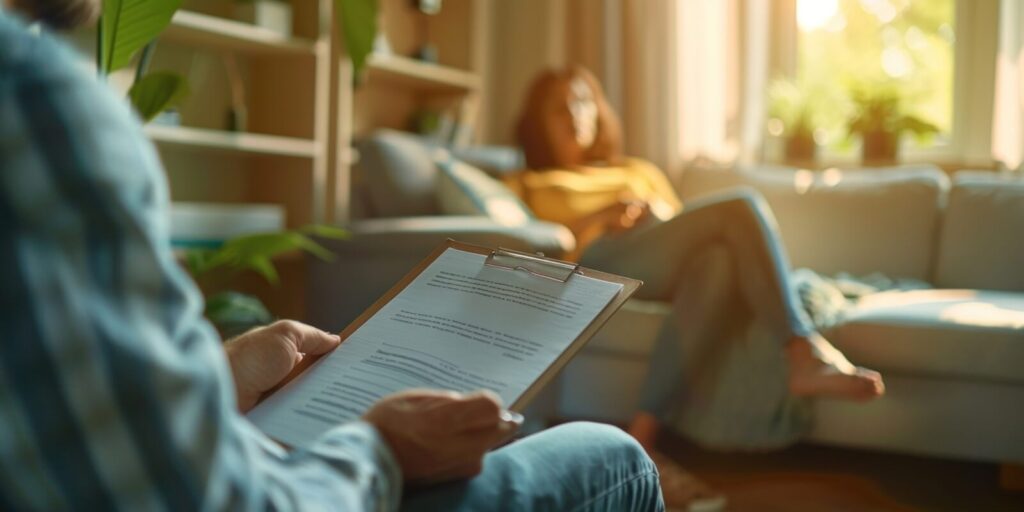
{"left": 307, "top": 130, "right": 574, "bottom": 332}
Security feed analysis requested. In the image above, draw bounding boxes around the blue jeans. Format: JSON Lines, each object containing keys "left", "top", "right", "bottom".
{"left": 400, "top": 422, "right": 665, "bottom": 512}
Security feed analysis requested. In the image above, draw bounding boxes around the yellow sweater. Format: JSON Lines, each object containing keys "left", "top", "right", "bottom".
{"left": 505, "top": 158, "right": 683, "bottom": 248}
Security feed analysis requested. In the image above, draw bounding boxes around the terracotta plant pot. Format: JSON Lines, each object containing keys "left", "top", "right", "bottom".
{"left": 784, "top": 134, "right": 817, "bottom": 163}
{"left": 861, "top": 130, "right": 898, "bottom": 165}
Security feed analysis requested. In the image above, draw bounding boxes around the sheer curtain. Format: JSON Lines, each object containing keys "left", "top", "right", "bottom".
{"left": 992, "top": 0, "right": 1024, "bottom": 171}
{"left": 588, "top": 0, "right": 771, "bottom": 179}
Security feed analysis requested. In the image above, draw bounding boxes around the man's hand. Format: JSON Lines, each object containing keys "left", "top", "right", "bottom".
{"left": 364, "top": 389, "right": 518, "bottom": 486}
{"left": 225, "top": 320, "right": 341, "bottom": 412}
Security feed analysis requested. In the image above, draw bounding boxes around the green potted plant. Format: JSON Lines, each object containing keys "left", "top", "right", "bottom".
{"left": 846, "top": 85, "right": 939, "bottom": 165}
{"left": 767, "top": 78, "right": 821, "bottom": 163}
{"left": 99, "top": 0, "right": 190, "bottom": 121}
{"left": 184, "top": 225, "right": 349, "bottom": 337}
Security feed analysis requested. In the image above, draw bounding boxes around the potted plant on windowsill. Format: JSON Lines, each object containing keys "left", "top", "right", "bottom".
{"left": 767, "top": 78, "right": 822, "bottom": 163}
{"left": 846, "top": 85, "right": 939, "bottom": 165}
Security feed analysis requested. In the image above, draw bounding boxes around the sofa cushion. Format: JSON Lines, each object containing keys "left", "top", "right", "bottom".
{"left": 355, "top": 130, "right": 442, "bottom": 217}
{"left": 828, "top": 289, "right": 1024, "bottom": 384}
{"left": 678, "top": 165, "right": 949, "bottom": 281}
{"left": 933, "top": 172, "right": 1024, "bottom": 291}
{"left": 436, "top": 158, "right": 534, "bottom": 226}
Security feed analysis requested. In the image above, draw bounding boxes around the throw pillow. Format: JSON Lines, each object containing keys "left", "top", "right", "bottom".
{"left": 436, "top": 157, "right": 534, "bottom": 227}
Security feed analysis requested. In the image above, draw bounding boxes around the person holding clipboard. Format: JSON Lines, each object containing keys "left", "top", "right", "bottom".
{"left": 0, "top": 3, "right": 665, "bottom": 511}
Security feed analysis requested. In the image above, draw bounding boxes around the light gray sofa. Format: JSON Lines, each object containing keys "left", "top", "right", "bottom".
{"left": 556, "top": 166, "right": 1024, "bottom": 464}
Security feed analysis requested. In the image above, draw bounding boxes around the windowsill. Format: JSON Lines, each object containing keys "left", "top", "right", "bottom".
{"left": 764, "top": 154, "right": 998, "bottom": 175}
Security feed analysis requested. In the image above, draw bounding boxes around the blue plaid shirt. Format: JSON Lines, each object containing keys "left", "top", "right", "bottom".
{"left": 0, "top": 10, "right": 400, "bottom": 511}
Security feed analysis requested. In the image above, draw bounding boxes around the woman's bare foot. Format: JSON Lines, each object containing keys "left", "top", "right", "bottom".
{"left": 650, "top": 452, "right": 727, "bottom": 511}
{"left": 786, "top": 334, "right": 885, "bottom": 401}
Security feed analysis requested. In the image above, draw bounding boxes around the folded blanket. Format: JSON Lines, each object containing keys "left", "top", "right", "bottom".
{"left": 792, "top": 269, "right": 931, "bottom": 331}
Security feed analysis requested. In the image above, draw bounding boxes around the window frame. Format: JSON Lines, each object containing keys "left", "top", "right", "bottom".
{"left": 769, "top": 0, "right": 999, "bottom": 167}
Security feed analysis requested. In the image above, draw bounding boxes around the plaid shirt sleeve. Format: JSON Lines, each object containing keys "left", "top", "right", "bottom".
{"left": 0, "top": 12, "right": 401, "bottom": 511}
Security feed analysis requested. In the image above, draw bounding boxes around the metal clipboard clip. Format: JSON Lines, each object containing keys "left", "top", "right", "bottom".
{"left": 484, "top": 247, "right": 581, "bottom": 283}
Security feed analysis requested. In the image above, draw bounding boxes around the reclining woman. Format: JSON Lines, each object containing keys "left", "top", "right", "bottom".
{"left": 507, "top": 66, "right": 886, "bottom": 510}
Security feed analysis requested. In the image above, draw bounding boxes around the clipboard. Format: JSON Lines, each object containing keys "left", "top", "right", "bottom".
{"left": 264, "top": 239, "right": 642, "bottom": 412}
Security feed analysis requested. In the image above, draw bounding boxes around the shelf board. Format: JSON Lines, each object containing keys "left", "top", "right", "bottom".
{"left": 146, "top": 125, "right": 318, "bottom": 159}
{"left": 366, "top": 54, "right": 481, "bottom": 94}
{"left": 162, "top": 10, "right": 317, "bottom": 56}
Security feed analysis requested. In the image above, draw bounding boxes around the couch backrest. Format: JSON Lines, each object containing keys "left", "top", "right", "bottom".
{"left": 678, "top": 165, "right": 949, "bottom": 281}
{"left": 354, "top": 130, "right": 443, "bottom": 218}
{"left": 933, "top": 172, "right": 1024, "bottom": 291}
{"left": 352, "top": 130, "right": 528, "bottom": 219}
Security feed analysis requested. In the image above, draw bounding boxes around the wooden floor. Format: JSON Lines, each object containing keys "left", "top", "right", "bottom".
{"left": 658, "top": 433, "right": 1024, "bottom": 512}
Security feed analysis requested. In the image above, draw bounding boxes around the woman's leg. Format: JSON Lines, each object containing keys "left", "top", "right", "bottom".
{"left": 581, "top": 188, "right": 809, "bottom": 337}
{"left": 400, "top": 422, "right": 664, "bottom": 512}
{"left": 581, "top": 188, "right": 883, "bottom": 402}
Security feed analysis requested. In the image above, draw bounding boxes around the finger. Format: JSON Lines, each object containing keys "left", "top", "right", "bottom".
{"left": 293, "top": 326, "right": 341, "bottom": 355}
{"left": 392, "top": 388, "right": 462, "bottom": 404}
{"left": 438, "top": 391, "right": 503, "bottom": 430}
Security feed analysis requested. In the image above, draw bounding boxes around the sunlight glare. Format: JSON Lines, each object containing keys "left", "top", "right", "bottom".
{"left": 798, "top": 0, "right": 839, "bottom": 31}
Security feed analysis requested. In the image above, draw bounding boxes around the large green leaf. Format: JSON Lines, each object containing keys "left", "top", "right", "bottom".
{"left": 100, "top": 0, "right": 182, "bottom": 74}
{"left": 205, "top": 291, "right": 274, "bottom": 339}
{"left": 334, "top": 0, "right": 378, "bottom": 79}
{"left": 128, "top": 71, "right": 189, "bottom": 122}
{"left": 183, "top": 225, "right": 348, "bottom": 285}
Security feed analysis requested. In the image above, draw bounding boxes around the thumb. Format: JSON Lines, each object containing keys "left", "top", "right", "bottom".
{"left": 293, "top": 326, "right": 341, "bottom": 355}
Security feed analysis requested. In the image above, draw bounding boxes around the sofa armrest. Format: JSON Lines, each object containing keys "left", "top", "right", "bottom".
{"left": 306, "top": 217, "right": 575, "bottom": 332}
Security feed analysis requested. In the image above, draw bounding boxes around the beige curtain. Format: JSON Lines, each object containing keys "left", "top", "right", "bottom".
{"left": 566, "top": 0, "right": 772, "bottom": 179}
{"left": 565, "top": 0, "right": 770, "bottom": 178}
{"left": 992, "top": 0, "right": 1024, "bottom": 171}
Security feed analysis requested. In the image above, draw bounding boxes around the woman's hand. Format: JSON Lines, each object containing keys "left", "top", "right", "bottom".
{"left": 225, "top": 320, "right": 341, "bottom": 412}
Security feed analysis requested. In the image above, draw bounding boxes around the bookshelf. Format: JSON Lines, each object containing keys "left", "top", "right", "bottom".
{"left": 124, "top": 0, "right": 491, "bottom": 320}
{"left": 148, "top": 0, "right": 331, "bottom": 230}
{"left": 139, "top": 0, "right": 336, "bottom": 320}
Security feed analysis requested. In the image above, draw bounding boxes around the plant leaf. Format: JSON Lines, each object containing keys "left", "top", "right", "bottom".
{"left": 245, "top": 255, "right": 279, "bottom": 285}
{"left": 205, "top": 291, "right": 274, "bottom": 339}
{"left": 301, "top": 224, "right": 351, "bottom": 240}
{"left": 334, "top": 0, "right": 378, "bottom": 79}
{"left": 290, "top": 235, "right": 334, "bottom": 261}
{"left": 128, "top": 72, "right": 189, "bottom": 122}
{"left": 183, "top": 248, "right": 213, "bottom": 275}
{"left": 101, "top": 0, "right": 182, "bottom": 74}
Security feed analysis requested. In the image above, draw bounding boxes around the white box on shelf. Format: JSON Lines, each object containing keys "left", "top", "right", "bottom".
{"left": 170, "top": 202, "right": 286, "bottom": 248}
{"left": 234, "top": 0, "right": 293, "bottom": 38}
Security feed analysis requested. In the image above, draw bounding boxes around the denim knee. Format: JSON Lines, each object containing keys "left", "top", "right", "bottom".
{"left": 543, "top": 422, "right": 664, "bottom": 511}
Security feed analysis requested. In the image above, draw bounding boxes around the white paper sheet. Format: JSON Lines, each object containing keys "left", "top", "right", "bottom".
{"left": 248, "top": 248, "right": 624, "bottom": 447}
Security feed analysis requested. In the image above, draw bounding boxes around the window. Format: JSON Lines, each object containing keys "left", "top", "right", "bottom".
{"left": 793, "top": 0, "right": 956, "bottom": 156}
